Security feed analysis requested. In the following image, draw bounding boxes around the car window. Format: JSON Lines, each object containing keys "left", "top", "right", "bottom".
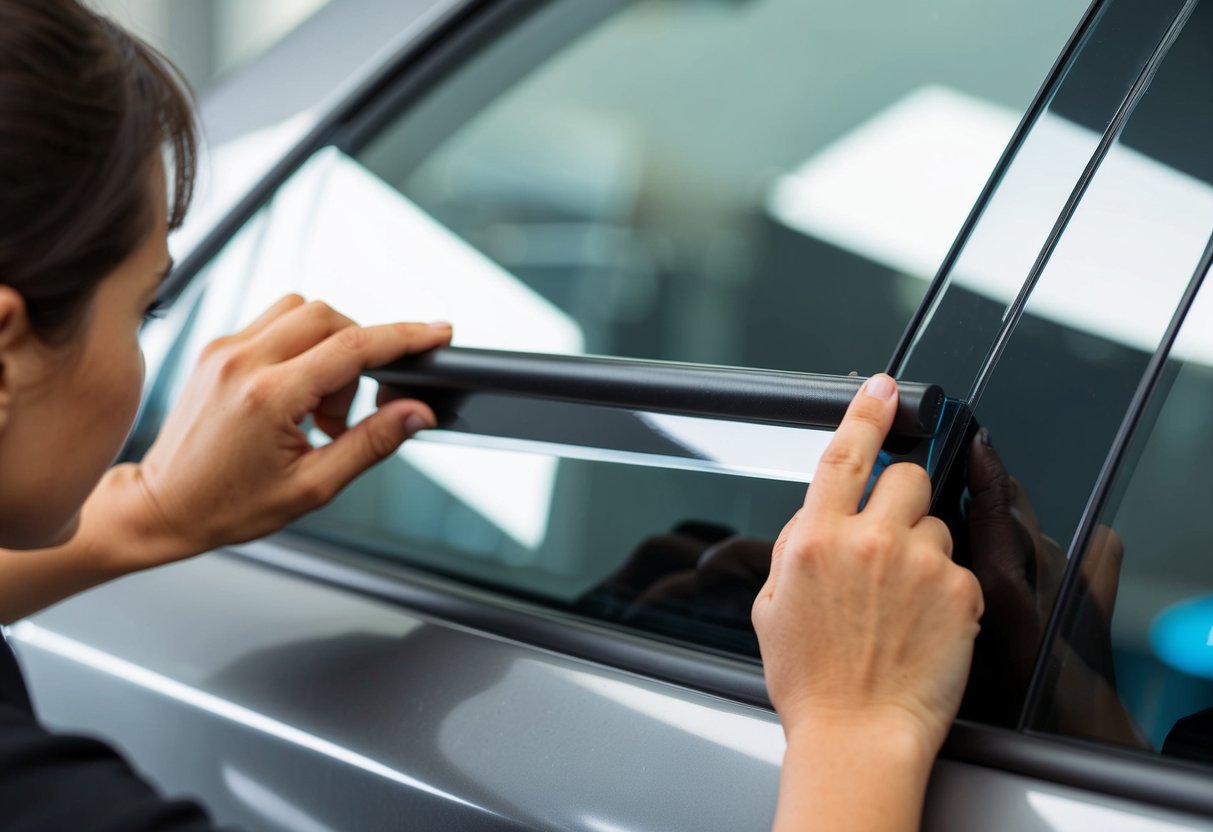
{"left": 355, "top": 0, "right": 1088, "bottom": 377}
{"left": 1029, "top": 249, "right": 1213, "bottom": 764}
{"left": 938, "top": 0, "right": 1213, "bottom": 727}
{"left": 140, "top": 0, "right": 1088, "bottom": 662}
{"left": 898, "top": 0, "right": 1194, "bottom": 398}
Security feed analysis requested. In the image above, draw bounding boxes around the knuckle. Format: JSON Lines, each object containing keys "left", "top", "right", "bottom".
{"left": 237, "top": 375, "right": 275, "bottom": 411}
{"left": 781, "top": 526, "right": 827, "bottom": 567}
{"left": 199, "top": 335, "right": 231, "bottom": 359}
{"left": 847, "top": 402, "right": 887, "bottom": 430}
{"left": 854, "top": 525, "right": 896, "bottom": 561}
{"left": 948, "top": 567, "right": 984, "bottom": 609}
{"left": 332, "top": 325, "right": 368, "bottom": 355}
{"left": 297, "top": 473, "right": 335, "bottom": 510}
{"left": 751, "top": 595, "right": 776, "bottom": 637}
{"left": 392, "top": 321, "right": 421, "bottom": 343}
{"left": 362, "top": 423, "right": 401, "bottom": 461}
{"left": 918, "top": 515, "right": 953, "bottom": 551}
{"left": 889, "top": 461, "right": 930, "bottom": 489}
{"left": 213, "top": 349, "right": 248, "bottom": 383}
{"left": 301, "top": 299, "right": 334, "bottom": 321}
{"left": 819, "top": 443, "right": 868, "bottom": 479}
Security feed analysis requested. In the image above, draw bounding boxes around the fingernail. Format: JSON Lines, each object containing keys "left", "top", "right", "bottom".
{"left": 427, "top": 321, "right": 452, "bottom": 329}
{"left": 979, "top": 428, "right": 993, "bottom": 448}
{"left": 863, "top": 374, "right": 895, "bottom": 400}
{"left": 404, "top": 414, "right": 430, "bottom": 435}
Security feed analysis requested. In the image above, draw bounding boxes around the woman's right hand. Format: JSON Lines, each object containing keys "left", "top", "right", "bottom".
{"left": 753, "top": 375, "right": 983, "bottom": 832}
{"left": 753, "top": 374, "right": 983, "bottom": 753}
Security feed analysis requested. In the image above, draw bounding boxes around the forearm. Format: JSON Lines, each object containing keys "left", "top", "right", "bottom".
{"left": 773, "top": 715, "right": 936, "bottom": 832}
{"left": 0, "top": 464, "right": 191, "bottom": 623}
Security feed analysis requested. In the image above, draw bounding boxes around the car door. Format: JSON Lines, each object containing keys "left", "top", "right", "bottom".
{"left": 11, "top": 0, "right": 1213, "bottom": 829}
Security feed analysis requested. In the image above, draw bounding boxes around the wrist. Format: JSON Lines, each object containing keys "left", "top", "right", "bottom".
{"left": 784, "top": 704, "right": 940, "bottom": 771}
{"left": 86, "top": 464, "right": 198, "bottom": 575}
{"left": 773, "top": 706, "right": 941, "bottom": 832}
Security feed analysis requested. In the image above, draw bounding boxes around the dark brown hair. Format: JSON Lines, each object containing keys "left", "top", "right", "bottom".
{"left": 0, "top": 0, "right": 197, "bottom": 339}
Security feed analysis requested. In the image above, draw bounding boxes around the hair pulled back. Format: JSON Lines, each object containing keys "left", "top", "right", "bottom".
{"left": 0, "top": 0, "right": 197, "bottom": 339}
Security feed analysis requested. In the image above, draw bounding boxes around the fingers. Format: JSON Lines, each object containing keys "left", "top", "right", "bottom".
{"left": 313, "top": 381, "right": 361, "bottom": 440}
{"left": 804, "top": 374, "right": 899, "bottom": 516}
{"left": 230, "top": 294, "right": 307, "bottom": 343}
{"left": 292, "top": 321, "right": 453, "bottom": 399}
{"left": 299, "top": 398, "right": 437, "bottom": 504}
{"left": 251, "top": 300, "right": 360, "bottom": 363}
{"left": 914, "top": 514, "right": 955, "bottom": 559}
{"left": 865, "top": 462, "right": 931, "bottom": 526}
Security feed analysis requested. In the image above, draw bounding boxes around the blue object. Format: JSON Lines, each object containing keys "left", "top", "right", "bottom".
{"left": 1149, "top": 596, "right": 1213, "bottom": 680}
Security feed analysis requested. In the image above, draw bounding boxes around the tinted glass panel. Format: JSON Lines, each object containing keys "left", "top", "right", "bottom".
{"left": 900, "top": 0, "right": 1190, "bottom": 397}
{"left": 1032, "top": 252, "right": 1213, "bottom": 760}
{"left": 943, "top": 0, "right": 1213, "bottom": 726}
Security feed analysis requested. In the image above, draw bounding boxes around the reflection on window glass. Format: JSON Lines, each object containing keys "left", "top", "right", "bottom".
{"left": 1033, "top": 264, "right": 1213, "bottom": 762}
{"left": 949, "top": 2, "right": 1213, "bottom": 728}
{"left": 360, "top": 0, "right": 1087, "bottom": 376}
{"left": 295, "top": 449, "right": 805, "bottom": 655}
{"left": 899, "top": 0, "right": 1192, "bottom": 397}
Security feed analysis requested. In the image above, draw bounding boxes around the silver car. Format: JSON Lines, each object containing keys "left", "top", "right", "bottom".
{"left": 10, "top": 0, "right": 1213, "bottom": 829}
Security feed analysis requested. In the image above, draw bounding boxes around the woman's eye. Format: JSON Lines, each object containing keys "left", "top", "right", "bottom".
{"left": 142, "top": 299, "right": 166, "bottom": 323}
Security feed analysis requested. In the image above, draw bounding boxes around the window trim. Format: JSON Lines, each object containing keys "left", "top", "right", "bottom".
{"left": 945, "top": 722, "right": 1213, "bottom": 818}
{"left": 886, "top": 0, "right": 1107, "bottom": 376}
{"left": 966, "top": 0, "right": 1201, "bottom": 407}
{"left": 231, "top": 535, "right": 773, "bottom": 706}
{"left": 891, "top": 0, "right": 1197, "bottom": 400}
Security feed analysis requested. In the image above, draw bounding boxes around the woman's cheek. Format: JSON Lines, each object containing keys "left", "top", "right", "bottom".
{"left": 116, "top": 338, "right": 145, "bottom": 441}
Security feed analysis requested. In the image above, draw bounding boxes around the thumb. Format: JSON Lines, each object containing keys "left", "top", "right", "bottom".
{"left": 302, "top": 398, "right": 435, "bottom": 501}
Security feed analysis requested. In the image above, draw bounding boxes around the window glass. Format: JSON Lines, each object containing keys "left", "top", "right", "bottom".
{"left": 359, "top": 0, "right": 1088, "bottom": 376}
{"left": 1031, "top": 257, "right": 1213, "bottom": 762}
{"left": 142, "top": 0, "right": 1089, "bottom": 660}
{"left": 900, "top": 0, "right": 1192, "bottom": 398}
{"left": 943, "top": 0, "right": 1213, "bottom": 727}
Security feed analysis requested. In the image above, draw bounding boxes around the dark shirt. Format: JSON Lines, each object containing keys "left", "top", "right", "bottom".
{"left": 0, "top": 632, "right": 218, "bottom": 831}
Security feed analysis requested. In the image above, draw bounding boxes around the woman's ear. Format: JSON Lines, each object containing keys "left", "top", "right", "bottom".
{"left": 0, "top": 286, "right": 34, "bottom": 434}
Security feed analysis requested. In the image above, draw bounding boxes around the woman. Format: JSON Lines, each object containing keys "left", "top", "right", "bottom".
{"left": 0, "top": 1, "right": 983, "bottom": 829}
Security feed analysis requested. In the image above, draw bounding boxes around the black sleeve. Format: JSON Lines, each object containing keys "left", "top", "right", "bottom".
{"left": 0, "top": 642, "right": 223, "bottom": 831}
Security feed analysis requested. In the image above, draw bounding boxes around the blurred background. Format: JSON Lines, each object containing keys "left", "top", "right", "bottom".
{"left": 88, "top": 0, "right": 331, "bottom": 96}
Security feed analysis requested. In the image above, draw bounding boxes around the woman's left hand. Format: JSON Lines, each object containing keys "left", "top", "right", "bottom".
{"left": 122, "top": 295, "right": 450, "bottom": 564}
